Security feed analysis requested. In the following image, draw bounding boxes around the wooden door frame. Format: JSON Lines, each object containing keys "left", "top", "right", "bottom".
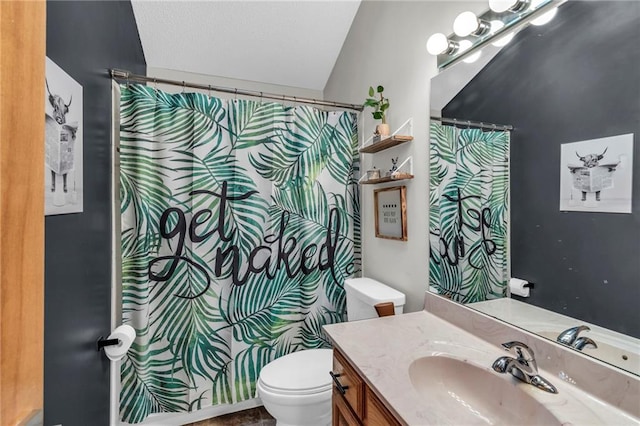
{"left": 0, "top": 1, "right": 46, "bottom": 424}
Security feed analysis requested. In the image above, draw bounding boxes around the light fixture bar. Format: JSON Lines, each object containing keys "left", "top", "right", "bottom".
{"left": 437, "top": 0, "right": 566, "bottom": 69}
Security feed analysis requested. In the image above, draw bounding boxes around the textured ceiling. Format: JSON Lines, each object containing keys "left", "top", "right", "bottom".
{"left": 132, "top": 1, "right": 362, "bottom": 91}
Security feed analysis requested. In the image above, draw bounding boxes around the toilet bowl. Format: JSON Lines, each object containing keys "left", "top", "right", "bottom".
{"left": 257, "top": 348, "right": 333, "bottom": 426}
{"left": 258, "top": 278, "right": 406, "bottom": 425}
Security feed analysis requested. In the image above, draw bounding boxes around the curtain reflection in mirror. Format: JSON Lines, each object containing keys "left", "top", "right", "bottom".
{"left": 429, "top": 121, "right": 510, "bottom": 303}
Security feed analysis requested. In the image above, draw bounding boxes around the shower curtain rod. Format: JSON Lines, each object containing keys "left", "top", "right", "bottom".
{"left": 110, "top": 69, "right": 364, "bottom": 112}
{"left": 430, "top": 116, "right": 513, "bottom": 131}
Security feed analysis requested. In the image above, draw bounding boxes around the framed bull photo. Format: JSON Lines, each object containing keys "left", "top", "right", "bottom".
{"left": 45, "top": 57, "right": 83, "bottom": 215}
{"left": 374, "top": 185, "right": 408, "bottom": 241}
{"left": 559, "top": 134, "right": 633, "bottom": 214}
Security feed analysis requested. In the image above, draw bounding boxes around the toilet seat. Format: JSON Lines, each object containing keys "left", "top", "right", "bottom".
{"left": 258, "top": 348, "right": 333, "bottom": 396}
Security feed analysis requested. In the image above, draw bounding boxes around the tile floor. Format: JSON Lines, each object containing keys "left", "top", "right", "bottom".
{"left": 187, "top": 406, "right": 275, "bottom": 426}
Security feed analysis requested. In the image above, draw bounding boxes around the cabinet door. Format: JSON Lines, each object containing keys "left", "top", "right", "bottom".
{"left": 333, "top": 350, "right": 364, "bottom": 418}
{"left": 333, "top": 389, "right": 362, "bottom": 426}
{"left": 365, "top": 388, "right": 402, "bottom": 426}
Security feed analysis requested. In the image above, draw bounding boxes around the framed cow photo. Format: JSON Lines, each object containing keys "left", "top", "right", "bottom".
{"left": 559, "top": 134, "right": 633, "bottom": 214}
{"left": 45, "top": 57, "right": 83, "bottom": 215}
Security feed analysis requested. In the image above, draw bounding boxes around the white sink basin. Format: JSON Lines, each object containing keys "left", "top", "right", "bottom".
{"left": 408, "top": 356, "right": 561, "bottom": 425}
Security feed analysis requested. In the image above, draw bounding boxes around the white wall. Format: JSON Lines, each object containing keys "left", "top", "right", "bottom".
{"left": 324, "top": 1, "right": 484, "bottom": 313}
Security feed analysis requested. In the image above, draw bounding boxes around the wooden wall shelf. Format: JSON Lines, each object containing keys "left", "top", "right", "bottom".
{"left": 359, "top": 135, "right": 413, "bottom": 154}
{"left": 360, "top": 173, "right": 414, "bottom": 185}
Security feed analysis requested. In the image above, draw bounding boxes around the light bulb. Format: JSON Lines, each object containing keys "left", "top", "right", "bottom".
{"left": 492, "top": 32, "right": 515, "bottom": 47}
{"left": 454, "top": 11, "right": 479, "bottom": 37}
{"left": 489, "top": 0, "right": 515, "bottom": 13}
{"left": 531, "top": 7, "right": 557, "bottom": 25}
{"left": 463, "top": 51, "right": 482, "bottom": 63}
{"left": 427, "top": 33, "right": 457, "bottom": 56}
{"left": 458, "top": 40, "right": 472, "bottom": 53}
{"left": 490, "top": 20, "right": 505, "bottom": 34}
{"left": 426, "top": 33, "right": 447, "bottom": 55}
{"left": 489, "top": 20, "right": 515, "bottom": 47}
{"left": 453, "top": 11, "right": 489, "bottom": 37}
{"left": 489, "top": 0, "right": 530, "bottom": 13}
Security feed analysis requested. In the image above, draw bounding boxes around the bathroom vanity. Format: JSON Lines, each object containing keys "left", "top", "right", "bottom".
{"left": 331, "top": 349, "right": 400, "bottom": 426}
{"left": 324, "top": 293, "right": 640, "bottom": 425}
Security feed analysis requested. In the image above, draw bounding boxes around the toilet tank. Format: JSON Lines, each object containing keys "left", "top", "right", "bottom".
{"left": 345, "top": 277, "right": 406, "bottom": 321}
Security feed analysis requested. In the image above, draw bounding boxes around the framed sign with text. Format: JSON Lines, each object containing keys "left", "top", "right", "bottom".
{"left": 374, "top": 185, "right": 407, "bottom": 241}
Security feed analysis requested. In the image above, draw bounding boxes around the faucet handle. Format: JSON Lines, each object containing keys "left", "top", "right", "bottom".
{"left": 573, "top": 336, "right": 598, "bottom": 351}
{"left": 501, "top": 341, "right": 537, "bottom": 371}
{"left": 557, "top": 325, "right": 590, "bottom": 346}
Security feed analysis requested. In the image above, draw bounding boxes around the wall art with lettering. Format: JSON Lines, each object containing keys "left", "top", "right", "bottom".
{"left": 374, "top": 186, "right": 407, "bottom": 240}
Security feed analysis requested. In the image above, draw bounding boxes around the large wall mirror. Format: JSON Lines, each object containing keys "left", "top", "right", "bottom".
{"left": 429, "top": 0, "right": 640, "bottom": 376}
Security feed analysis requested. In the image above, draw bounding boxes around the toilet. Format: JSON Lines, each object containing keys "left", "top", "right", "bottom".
{"left": 257, "top": 277, "right": 405, "bottom": 426}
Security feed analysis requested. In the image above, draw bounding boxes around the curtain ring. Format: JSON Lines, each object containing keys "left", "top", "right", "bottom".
{"left": 480, "top": 122, "right": 484, "bottom": 132}
{"left": 208, "top": 85, "right": 212, "bottom": 98}
{"left": 453, "top": 118, "right": 457, "bottom": 127}
{"left": 234, "top": 88, "right": 238, "bottom": 102}
{"left": 467, "top": 120, "right": 471, "bottom": 129}
{"left": 293, "top": 96, "right": 297, "bottom": 108}
{"left": 182, "top": 81, "right": 185, "bottom": 94}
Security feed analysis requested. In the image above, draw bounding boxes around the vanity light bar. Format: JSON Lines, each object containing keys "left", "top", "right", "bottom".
{"left": 427, "top": 0, "right": 566, "bottom": 69}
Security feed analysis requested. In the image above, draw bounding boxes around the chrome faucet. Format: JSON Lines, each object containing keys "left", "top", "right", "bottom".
{"left": 492, "top": 341, "right": 558, "bottom": 394}
{"left": 557, "top": 325, "right": 597, "bottom": 351}
{"left": 557, "top": 325, "right": 590, "bottom": 346}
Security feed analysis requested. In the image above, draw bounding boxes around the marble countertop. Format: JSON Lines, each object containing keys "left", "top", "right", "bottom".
{"left": 324, "top": 311, "right": 639, "bottom": 425}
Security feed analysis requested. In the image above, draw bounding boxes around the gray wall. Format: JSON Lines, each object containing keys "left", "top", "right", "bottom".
{"left": 444, "top": 1, "right": 640, "bottom": 337}
{"left": 45, "top": 2, "right": 145, "bottom": 424}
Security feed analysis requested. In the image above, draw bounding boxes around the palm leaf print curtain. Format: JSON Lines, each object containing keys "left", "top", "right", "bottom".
{"left": 429, "top": 121, "right": 509, "bottom": 303}
{"left": 119, "top": 84, "right": 360, "bottom": 423}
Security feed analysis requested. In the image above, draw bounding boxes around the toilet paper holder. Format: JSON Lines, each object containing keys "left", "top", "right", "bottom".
{"left": 96, "top": 337, "right": 120, "bottom": 351}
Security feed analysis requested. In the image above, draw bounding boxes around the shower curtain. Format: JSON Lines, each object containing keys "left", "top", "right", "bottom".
{"left": 118, "top": 84, "right": 360, "bottom": 423}
{"left": 429, "top": 121, "right": 509, "bottom": 303}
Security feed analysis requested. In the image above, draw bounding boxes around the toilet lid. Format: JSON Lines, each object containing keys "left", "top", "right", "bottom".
{"left": 259, "top": 349, "right": 333, "bottom": 394}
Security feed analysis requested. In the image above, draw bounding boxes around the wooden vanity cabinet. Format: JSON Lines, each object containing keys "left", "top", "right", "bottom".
{"left": 331, "top": 349, "right": 402, "bottom": 426}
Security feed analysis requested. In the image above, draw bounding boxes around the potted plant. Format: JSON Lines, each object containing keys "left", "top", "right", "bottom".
{"left": 364, "top": 85, "right": 390, "bottom": 137}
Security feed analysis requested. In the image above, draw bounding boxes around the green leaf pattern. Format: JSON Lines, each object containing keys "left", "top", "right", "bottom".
{"left": 119, "top": 84, "right": 360, "bottom": 423}
{"left": 429, "top": 122, "right": 509, "bottom": 303}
